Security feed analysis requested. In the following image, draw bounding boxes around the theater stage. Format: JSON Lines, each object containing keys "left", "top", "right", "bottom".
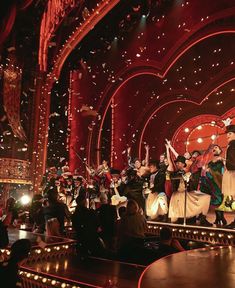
{"left": 2, "top": 222, "right": 235, "bottom": 288}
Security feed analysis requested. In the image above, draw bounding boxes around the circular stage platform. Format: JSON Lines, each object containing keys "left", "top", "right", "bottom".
{"left": 139, "top": 246, "right": 235, "bottom": 288}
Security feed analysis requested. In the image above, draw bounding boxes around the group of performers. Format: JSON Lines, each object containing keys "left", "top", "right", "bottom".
{"left": 42, "top": 123, "right": 235, "bottom": 228}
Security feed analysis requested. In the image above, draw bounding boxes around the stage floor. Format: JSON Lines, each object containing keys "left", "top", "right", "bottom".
{"left": 150, "top": 207, "right": 235, "bottom": 227}
{"left": 139, "top": 246, "right": 235, "bottom": 288}
{"left": 7, "top": 228, "right": 74, "bottom": 247}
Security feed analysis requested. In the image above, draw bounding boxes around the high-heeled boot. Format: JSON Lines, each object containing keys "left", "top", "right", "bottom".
{"left": 214, "top": 210, "right": 227, "bottom": 226}
{"left": 198, "top": 213, "right": 213, "bottom": 227}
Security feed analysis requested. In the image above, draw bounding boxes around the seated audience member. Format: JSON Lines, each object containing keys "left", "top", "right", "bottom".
{"left": 118, "top": 199, "right": 147, "bottom": 248}
{"left": 158, "top": 226, "right": 184, "bottom": 257}
{"left": 0, "top": 220, "right": 9, "bottom": 248}
{"left": 0, "top": 239, "right": 31, "bottom": 288}
{"left": 96, "top": 194, "right": 117, "bottom": 250}
{"left": 117, "top": 200, "right": 150, "bottom": 263}
{"left": 72, "top": 194, "right": 103, "bottom": 258}
{"left": 118, "top": 200, "right": 162, "bottom": 264}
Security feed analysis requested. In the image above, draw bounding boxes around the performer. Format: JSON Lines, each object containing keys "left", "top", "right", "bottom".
{"left": 200, "top": 145, "right": 226, "bottom": 225}
{"left": 219, "top": 124, "right": 235, "bottom": 228}
{"left": 165, "top": 139, "right": 192, "bottom": 172}
{"left": 86, "top": 160, "right": 112, "bottom": 204}
{"left": 167, "top": 152, "right": 211, "bottom": 226}
{"left": 145, "top": 160, "right": 168, "bottom": 220}
{"left": 124, "top": 169, "right": 145, "bottom": 211}
{"left": 110, "top": 170, "right": 127, "bottom": 206}
{"left": 70, "top": 177, "right": 86, "bottom": 207}
{"left": 127, "top": 145, "right": 150, "bottom": 177}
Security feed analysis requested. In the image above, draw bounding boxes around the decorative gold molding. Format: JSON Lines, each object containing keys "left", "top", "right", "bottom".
{"left": 0, "top": 158, "right": 31, "bottom": 184}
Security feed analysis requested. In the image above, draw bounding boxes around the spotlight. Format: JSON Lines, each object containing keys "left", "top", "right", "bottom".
{"left": 197, "top": 138, "right": 203, "bottom": 143}
{"left": 20, "top": 195, "right": 31, "bottom": 205}
{"left": 211, "top": 135, "right": 216, "bottom": 140}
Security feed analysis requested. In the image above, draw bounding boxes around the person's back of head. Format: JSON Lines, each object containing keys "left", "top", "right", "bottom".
{"left": 47, "top": 187, "right": 58, "bottom": 203}
{"left": 160, "top": 227, "right": 172, "bottom": 243}
{"left": 126, "top": 199, "right": 139, "bottom": 215}
{"left": 10, "top": 239, "right": 31, "bottom": 263}
{"left": 149, "top": 160, "right": 160, "bottom": 169}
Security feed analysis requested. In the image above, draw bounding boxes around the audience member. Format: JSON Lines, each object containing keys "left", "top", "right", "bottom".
{"left": 96, "top": 194, "right": 117, "bottom": 250}
{"left": 72, "top": 193, "right": 103, "bottom": 259}
{"left": 0, "top": 239, "right": 31, "bottom": 288}
{"left": 158, "top": 226, "right": 184, "bottom": 257}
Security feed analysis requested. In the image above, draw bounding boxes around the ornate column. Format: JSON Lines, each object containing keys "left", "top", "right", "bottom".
{"left": 68, "top": 70, "right": 86, "bottom": 173}
{"left": 31, "top": 72, "right": 52, "bottom": 193}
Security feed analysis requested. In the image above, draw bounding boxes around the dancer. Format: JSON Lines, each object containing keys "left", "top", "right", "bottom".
{"left": 165, "top": 139, "right": 192, "bottom": 172}
{"left": 200, "top": 144, "right": 226, "bottom": 226}
{"left": 167, "top": 148, "right": 211, "bottom": 226}
{"left": 127, "top": 145, "right": 150, "bottom": 177}
{"left": 110, "top": 171, "right": 127, "bottom": 207}
{"left": 145, "top": 160, "right": 168, "bottom": 220}
{"left": 219, "top": 124, "right": 235, "bottom": 228}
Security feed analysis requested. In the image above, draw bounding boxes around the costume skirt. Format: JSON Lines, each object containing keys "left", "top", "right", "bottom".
{"left": 169, "top": 190, "right": 211, "bottom": 222}
{"left": 218, "top": 170, "right": 235, "bottom": 211}
{"left": 222, "top": 170, "right": 235, "bottom": 198}
{"left": 146, "top": 192, "right": 168, "bottom": 219}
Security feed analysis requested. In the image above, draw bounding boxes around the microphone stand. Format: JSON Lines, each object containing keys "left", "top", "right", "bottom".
{"left": 182, "top": 173, "right": 191, "bottom": 226}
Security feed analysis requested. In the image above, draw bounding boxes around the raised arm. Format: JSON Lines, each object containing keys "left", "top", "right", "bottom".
{"left": 165, "top": 143, "right": 174, "bottom": 172}
{"left": 127, "top": 146, "right": 133, "bottom": 168}
{"left": 144, "top": 144, "right": 150, "bottom": 166}
{"left": 165, "top": 139, "right": 179, "bottom": 158}
{"left": 86, "top": 165, "right": 95, "bottom": 177}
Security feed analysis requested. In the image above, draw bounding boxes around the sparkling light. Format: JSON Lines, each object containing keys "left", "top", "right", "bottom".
{"left": 20, "top": 195, "right": 31, "bottom": 205}
{"left": 211, "top": 135, "right": 216, "bottom": 140}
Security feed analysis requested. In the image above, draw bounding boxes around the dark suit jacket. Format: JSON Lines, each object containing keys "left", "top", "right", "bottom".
{"left": 151, "top": 170, "right": 166, "bottom": 193}
{"left": 226, "top": 140, "right": 235, "bottom": 170}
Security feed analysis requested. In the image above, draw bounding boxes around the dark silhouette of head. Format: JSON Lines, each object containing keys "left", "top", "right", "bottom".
{"left": 160, "top": 227, "right": 172, "bottom": 242}
{"left": 10, "top": 239, "right": 31, "bottom": 263}
{"left": 126, "top": 199, "right": 139, "bottom": 215}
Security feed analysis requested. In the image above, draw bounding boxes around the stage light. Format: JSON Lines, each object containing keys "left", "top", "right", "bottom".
{"left": 197, "top": 138, "right": 203, "bottom": 143}
{"left": 211, "top": 135, "right": 216, "bottom": 140}
{"left": 20, "top": 195, "right": 31, "bottom": 205}
{"left": 197, "top": 125, "right": 202, "bottom": 130}
{"left": 184, "top": 128, "right": 189, "bottom": 133}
